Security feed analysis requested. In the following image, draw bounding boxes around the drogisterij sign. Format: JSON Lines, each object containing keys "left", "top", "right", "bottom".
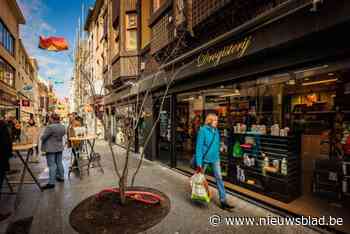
{"left": 196, "top": 36, "right": 252, "bottom": 67}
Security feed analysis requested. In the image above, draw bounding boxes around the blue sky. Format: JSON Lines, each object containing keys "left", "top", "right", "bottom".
{"left": 18, "top": 0, "right": 95, "bottom": 98}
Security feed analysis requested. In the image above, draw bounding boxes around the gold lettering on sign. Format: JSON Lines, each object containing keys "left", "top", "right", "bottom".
{"left": 196, "top": 36, "right": 252, "bottom": 67}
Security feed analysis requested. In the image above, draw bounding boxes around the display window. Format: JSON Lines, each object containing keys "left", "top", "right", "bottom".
{"left": 115, "top": 105, "right": 136, "bottom": 150}
{"left": 174, "top": 64, "right": 350, "bottom": 233}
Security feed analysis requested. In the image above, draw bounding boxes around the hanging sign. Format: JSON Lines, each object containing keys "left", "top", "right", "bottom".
{"left": 23, "top": 85, "right": 33, "bottom": 91}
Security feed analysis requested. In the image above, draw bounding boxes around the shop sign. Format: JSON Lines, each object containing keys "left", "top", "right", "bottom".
{"left": 0, "top": 92, "right": 18, "bottom": 106}
{"left": 21, "top": 100, "right": 30, "bottom": 107}
{"left": 196, "top": 36, "right": 252, "bottom": 68}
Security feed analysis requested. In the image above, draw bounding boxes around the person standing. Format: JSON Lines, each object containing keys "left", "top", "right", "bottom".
{"left": 67, "top": 115, "right": 82, "bottom": 167}
{"left": 41, "top": 114, "right": 66, "bottom": 189}
{"left": 27, "top": 118, "right": 40, "bottom": 163}
{"left": 0, "top": 118, "right": 13, "bottom": 221}
{"left": 195, "top": 113, "right": 234, "bottom": 210}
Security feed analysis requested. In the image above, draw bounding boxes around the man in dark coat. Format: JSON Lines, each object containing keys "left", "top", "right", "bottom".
{"left": 0, "top": 118, "right": 12, "bottom": 221}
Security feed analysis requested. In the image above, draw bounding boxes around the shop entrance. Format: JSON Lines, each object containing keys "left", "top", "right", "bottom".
{"left": 173, "top": 62, "right": 350, "bottom": 233}
{"left": 154, "top": 96, "right": 173, "bottom": 167}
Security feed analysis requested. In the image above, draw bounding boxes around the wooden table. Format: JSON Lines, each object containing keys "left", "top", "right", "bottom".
{"left": 12, "top": 143, "right": 43, "bottom": 208}
{"left": 68, "top": 135, "right": 103, "bottom": 178}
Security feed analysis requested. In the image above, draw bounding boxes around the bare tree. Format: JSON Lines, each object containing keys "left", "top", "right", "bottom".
{"left": 75, "top": 29, "right": 190, "bottom": 204}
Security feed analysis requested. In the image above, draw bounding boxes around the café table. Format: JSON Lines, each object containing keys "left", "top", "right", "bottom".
{"left": 68, "top": 135, "right": 103, "bottom": 178}
{"left": 12, "top": 143, "right": 43, "bottom": 208}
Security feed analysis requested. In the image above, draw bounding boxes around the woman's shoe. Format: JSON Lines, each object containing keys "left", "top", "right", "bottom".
{"left": 220, "top": 201, "right": 235, "bottom": 211}
{"left": 56, "top": 177, "right": 65, "bottom": 182}
{"left": 42, "top": 184, "right": 55, "bottom": 190}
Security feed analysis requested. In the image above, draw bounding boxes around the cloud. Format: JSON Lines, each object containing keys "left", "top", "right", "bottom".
{"left": 17, "top": 0, "right": 73, "bottom": 98}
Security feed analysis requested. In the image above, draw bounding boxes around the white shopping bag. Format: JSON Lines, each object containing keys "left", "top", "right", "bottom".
{"left": 190, "top": 172, "right": 210, "bottom": 203}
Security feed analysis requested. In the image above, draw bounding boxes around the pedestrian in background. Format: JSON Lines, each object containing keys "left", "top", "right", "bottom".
{"left": 195, "top": 113, "right": 235, "bottom": 210}
{"left": 67, "top": 114, "right": 81, "bottom": 167}
{"left": 41, "top": 113, "right": 66, "bottom": 190}
{"left": 27, "top": 118, "right": 40, "bottom": 163}
{"left": 0, "top": 117, "right": 13, "bottom": 221}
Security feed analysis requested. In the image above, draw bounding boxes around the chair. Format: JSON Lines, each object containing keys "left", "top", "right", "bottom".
{"left": 312, "top": 159, "right": 342, "bottom": 200}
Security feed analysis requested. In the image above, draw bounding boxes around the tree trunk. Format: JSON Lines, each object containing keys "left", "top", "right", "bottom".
{"left": 119, "top": 176, "right": 127, "bottom": 205}
{"left": 119, "top": 135, "right": 132, "bottom": 205}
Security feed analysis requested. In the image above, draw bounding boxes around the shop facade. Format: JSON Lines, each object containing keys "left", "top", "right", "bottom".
{"left": 133, "top": 1, "right": 350, "bottom": 233}
{"left": 0, "top": 85, "right": 18, "bottom": 119}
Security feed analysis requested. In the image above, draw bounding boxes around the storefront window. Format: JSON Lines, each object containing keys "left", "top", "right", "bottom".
{"left": 174, "top": 64, "right": 350, "bottom": 232}
{"left": 115, "top": 105, "right": 136, "bottom": 150}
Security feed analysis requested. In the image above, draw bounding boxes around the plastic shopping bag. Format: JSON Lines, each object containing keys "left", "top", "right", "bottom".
{"left": 190, "top": 172, "right": 210, "bottom": 203}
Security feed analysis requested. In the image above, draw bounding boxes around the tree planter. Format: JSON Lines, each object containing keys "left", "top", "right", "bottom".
{"left": 69, "top": 187, "right": 170, "bottom": 234}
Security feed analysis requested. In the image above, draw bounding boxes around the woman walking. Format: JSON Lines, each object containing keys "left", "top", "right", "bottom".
{"left": 195, "top": 113, "right": 235, "bottom": 210}
{"left": 41, "top": 114, "right": 66, "bottom": 190}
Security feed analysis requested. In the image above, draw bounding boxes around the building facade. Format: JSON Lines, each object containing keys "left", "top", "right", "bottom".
{"left": 37, "top": 78, "right": 49, "bottom": 125}
{"left": 17, "top": 39, "right": 37, "bottom": 123}
{"left": 74, "top": 1, "right": 350, "bottom": 232}
{"left": 0, "top": 0, "right": 25, "bottom": 119}
{"left": 76, "top": 0, "right": 350, "bottom": 233}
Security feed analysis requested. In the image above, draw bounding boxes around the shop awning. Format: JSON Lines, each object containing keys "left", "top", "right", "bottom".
{"left": 0, "top": 104, "right": 18, "bottom": 110}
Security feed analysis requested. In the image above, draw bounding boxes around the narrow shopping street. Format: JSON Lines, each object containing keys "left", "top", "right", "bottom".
{"left": 0, "top": 141, "right": 323, "bottom": 234}
{"left": 1, "top": 0, "right": 350, "bottom": 233}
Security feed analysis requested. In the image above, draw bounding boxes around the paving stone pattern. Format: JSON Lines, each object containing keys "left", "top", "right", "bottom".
{"left": 0, "top": 142, "right": 327, "bottom": 234}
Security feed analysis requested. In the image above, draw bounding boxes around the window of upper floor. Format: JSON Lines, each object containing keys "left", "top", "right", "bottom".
{"left": 0, "top": 57, "right": 15, "bottom": 87}
{"left": 0, "top": 19, "right": 15, "bottom": 57}
{"left": 125, "top": 13, "right": 137, "bottom": 51}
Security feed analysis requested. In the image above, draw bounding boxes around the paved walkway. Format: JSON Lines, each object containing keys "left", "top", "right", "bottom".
{"left": 0, "top": 141, "right": 326, "bottom": 234}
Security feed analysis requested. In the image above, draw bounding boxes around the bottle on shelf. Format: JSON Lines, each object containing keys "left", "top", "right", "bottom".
{"left": 233, "top": 140, "right": 243, "bottom": 158}
{"left": 343, "top": 179, "right": 348, "bottom": 193}
{"left": 236, "top": 165, "right": 241, "bottom": 181}
{"left": 262, "top": 154, "right": 269, "bottom": 176}
{"left": 281, "top": 158, "right": 288, "bottom": 175}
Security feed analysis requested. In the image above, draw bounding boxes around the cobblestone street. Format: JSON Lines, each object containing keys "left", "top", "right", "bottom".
{"left": 0, "top": 141, "right": 326, "bottom": 234}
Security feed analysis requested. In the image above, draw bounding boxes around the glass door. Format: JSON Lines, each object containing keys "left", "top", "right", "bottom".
{"left": 155, "top": 96, "right": 172, "bottom": 166}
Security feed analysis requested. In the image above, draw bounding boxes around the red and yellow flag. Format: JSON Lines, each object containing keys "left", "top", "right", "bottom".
{"left": 39, "top": 36, "right": 69, "bottom": 51}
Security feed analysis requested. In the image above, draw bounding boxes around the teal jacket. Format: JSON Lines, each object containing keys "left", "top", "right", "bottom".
{"left": 195, "top": 125, "right": 220, "bottom": 166}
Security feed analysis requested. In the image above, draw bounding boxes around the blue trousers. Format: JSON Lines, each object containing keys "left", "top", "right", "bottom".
{"left": 203, "top": 161, "right": 227, "bottom": 203}
{"left": 46, "top": 152, "right": 64, "bottom": 185}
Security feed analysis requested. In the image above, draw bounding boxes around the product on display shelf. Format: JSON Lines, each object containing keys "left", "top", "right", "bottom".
{"left": 220, "top": 142, "right": 228, "bottom": 153}
{"left": 243, "top": 153, "right": 255, "bottom": 167}
{"left": 271, "top": 124, "right": 280, "bottom": 136}
{"left": 236, "top": 165, "right": 241, "bottom": 181}
{"left": 249, "top": 125, "right": 266, "bottom": 134}
{"left": 233, "top": 140, "right": 243, "bottom": 158}
{"left": 247, "top": 179, "right": 255, "bottom": 185}
{"left": 273, "top": 159, "right": 280, "bottom": 171}
{"left": 281, "top": 158, "right": 288, "bottom": 175}
{"left": 245, "top": 136, "right": 255, "bottom": 145}
{"left": 234, "top": 123, "right": 247, "bottom": 133}
{"left": 241, "top": 169, "right": 245, "bottom": 182}
{"left": 328, "top": 172, "right": 338, "bottom": 182}
{"left": 223, "top": 129, "right": 228, "bottom": 137}
{"left": 262, "top": 154, "right": 269, "bottom": 176}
